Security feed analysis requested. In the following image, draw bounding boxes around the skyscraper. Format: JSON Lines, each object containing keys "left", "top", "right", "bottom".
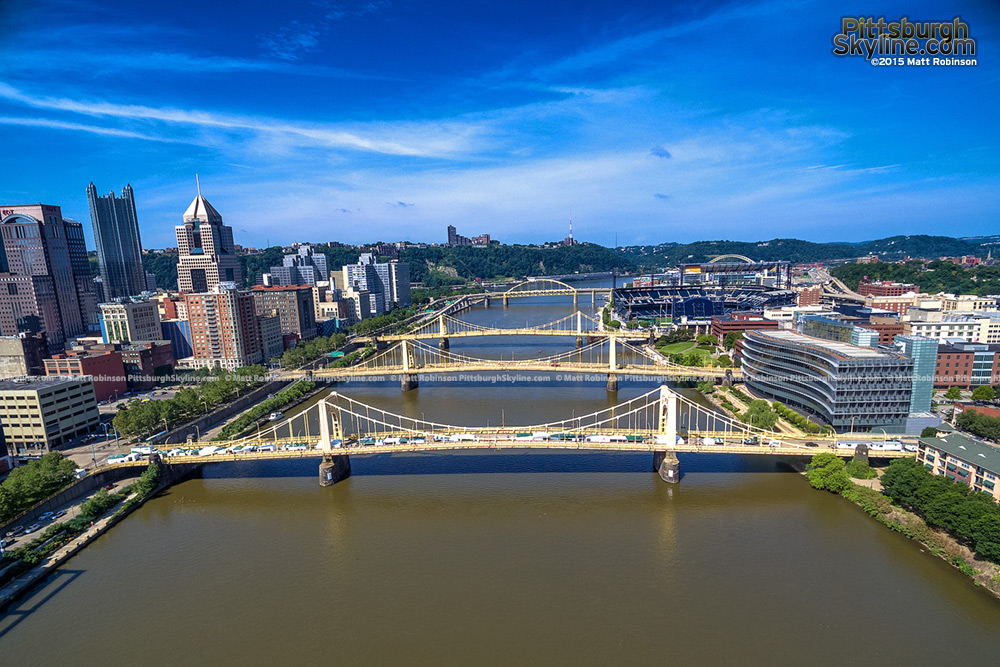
{"left": 0, "top": 203, "right": 98, "bottom": 349}
{"left": 87, "top": 183, "right": 146, "bottom": 299}
{"left": 175, "top": 179, "right": 242, "bottom": 293}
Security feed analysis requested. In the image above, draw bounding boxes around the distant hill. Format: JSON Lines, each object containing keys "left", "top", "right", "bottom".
{"left": 619, "top": 235, "right": 989, "bottom": 266}
{"left": 140, "top": 235, "right": 994, "bottom": 291}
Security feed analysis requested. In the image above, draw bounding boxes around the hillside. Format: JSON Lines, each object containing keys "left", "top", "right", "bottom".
{"left": 621, "top": 235, "right": 987, "bottom": 266}
{"left": 138, "top": 234, "right": 995, "bottom": 292}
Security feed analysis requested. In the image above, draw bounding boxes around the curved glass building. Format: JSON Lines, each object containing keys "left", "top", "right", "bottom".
{"left": 742, "top": 329, "right": 913, "bottom": 432}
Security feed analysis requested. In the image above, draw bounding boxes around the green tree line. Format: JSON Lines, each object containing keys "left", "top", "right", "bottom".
{"left": 112, "top": 365, "right": 267, "bottom": 438}
{"left": 0, "top": 453, "right": 78, "bottom": 524}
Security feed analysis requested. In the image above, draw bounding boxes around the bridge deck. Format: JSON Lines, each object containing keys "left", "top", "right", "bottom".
{"left": 304, "top": 362, "right": 739, "bottom": 379}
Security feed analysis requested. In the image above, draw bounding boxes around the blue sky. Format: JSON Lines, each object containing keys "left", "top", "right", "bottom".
{"left": 1, "top": 0, "right": 997, "bottom": 249}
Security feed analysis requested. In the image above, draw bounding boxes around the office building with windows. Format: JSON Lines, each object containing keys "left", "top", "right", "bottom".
{"left": 99, "top": 299, "right": 162, "bottom": 343}
{"left": 87, "top": 183, "right": 146, "bottom": 299}
{"left": 742, "top": 329, "right": 914, "bottom": 432}
{"left": 893, "top": 334, "right": 938, "bottom": 413}
{"left": 0, "top": 203, "right": 98, "bottom": 349}
{"left": 0, "top": 377, "right": 100, "bottom": 456}
{"left": 175, "top": 185, "right": 241, "bottom": 293}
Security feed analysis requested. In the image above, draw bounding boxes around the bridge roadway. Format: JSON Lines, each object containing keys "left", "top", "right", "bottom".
{"left": 376, "top": 328, "right": 646, "bottom": 342}
{"left": 145, "top": 432, "right": 915, "bottom": 460}
{"left": 295, "top": 361, "right": 740, "bottom": 380}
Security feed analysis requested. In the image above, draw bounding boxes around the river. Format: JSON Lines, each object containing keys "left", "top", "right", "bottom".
{"left": 2, "top": 280, "right": 999, "bottom": 664}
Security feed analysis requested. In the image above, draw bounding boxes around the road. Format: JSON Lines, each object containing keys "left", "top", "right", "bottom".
{"left": 1, "top": 476, "right": 132, "bottom": 552}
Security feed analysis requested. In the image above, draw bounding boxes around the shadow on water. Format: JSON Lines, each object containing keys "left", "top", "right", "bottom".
{"left": 0, "top": 569, "right": 84, "bottom": 639}
{"left": 190, "top": 451, "right": 810, "bottom": 479}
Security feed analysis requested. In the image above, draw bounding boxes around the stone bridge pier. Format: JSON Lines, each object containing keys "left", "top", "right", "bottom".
{"left": 319, "top": 455, "right": 351, "bottom": 486}
{"left": 653, "top": 451, "right": 680, "bottom": 483}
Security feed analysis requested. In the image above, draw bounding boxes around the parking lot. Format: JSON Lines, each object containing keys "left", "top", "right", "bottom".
{"left": 1, "top": 478, "right": 131, "bottom": 552}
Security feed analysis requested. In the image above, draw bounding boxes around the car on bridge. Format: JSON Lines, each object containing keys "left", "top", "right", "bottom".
{"left": 449, "top": 433, "right": 478, "bottom": 442}
{"left": 258, "top": 444, "right": 276, "bottom": 452}
{"left": 282, "top": 443, "right": 309, "bottom": 451}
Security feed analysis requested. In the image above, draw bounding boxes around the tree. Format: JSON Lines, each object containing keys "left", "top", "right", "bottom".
{"left": 920, "top": 426, "right": 939, "bottom": 438}
{"left": 945, "top": 386, "right": 962, "bottom": 401}
{"left": 742, "top": 400, "right": 777, "bottom": 430}
{"left": 723, "top": 331, "right": 743, "bottom": 350}
{"left": 972, "top": 514, "right": 1000, "bottom": 562}
{"left": 696, "top": 380, "right": 715, "bottom": 394}
{"left": 806, "top": 453, "right": 849, "bottom": 492}
{"left": 971, "top": 385, "right": 995, "bottom": 402}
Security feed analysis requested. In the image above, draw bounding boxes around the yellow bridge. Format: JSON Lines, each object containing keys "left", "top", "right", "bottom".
{"left": 377, "top": 310, "right": 645, "bottom": 344}
{"left": 291, "top": 337, "right": 740, "bottom": 391}
{"left": 144, "top": 386, "right": 914, "bottom": 486}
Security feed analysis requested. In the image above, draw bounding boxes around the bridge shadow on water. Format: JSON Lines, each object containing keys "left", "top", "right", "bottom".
{"left": 193, "top": 451, "right": 807, "bottom": 480}
{"left": 0, "top": 569, "right": 84, "bottom": 639}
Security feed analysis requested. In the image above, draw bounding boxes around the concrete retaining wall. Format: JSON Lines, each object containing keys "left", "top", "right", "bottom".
{"left": 1, "top": 465, "right": 146, "bottom": 535}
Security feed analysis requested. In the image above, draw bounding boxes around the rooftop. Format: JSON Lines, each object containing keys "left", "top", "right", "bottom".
{"left": 920, "top": 432, "right": 1000, "bottom": 472}
{"left": 748, "top": 329, "right": 908, "bottom": 361}
{"left": 0, "top": 376, "right": 92, "bottom": 392}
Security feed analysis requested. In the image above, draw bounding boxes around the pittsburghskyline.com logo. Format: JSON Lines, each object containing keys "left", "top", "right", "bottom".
{"left": 832, "top": 16, "right": 977, "bottom": 67}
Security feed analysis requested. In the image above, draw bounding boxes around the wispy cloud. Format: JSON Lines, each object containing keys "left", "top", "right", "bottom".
{"left": 0, "top": 82, "right": 484, "bottom": 157}
{"left": 0, "top": 116, "right": 180, "bottom": 142}
{"left": 388, "top": 201, "right": 414, "bottom": 207}
{"left": 0, "top": 48, "right": 378, "bottom": 79}
{"left": 653, "top": 193, "right": 672, "bottom": 199}
{"left": 649, "top": 146, "right": 671, "bottom": 158}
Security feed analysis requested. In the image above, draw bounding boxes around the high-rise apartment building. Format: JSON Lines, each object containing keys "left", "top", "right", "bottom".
{"left": 87, "top": 183, "right": 146, "bottom": 299}
{"left": 342, "top": 253, "right": 410, "bottom": 314}
{"left": 250, "top": 285, "right": 317, "bottom": 340}
{"left": 183, "top": 285, "right": 262, "bottom": 370}
{"left": 0, "top": 203, "right": 98, "bottom": 349}
{"left": 267, "top": 245, "right": 329, "bottom": 286}
{"left": 175, "top": 183, "right": 242, "bottom": 293}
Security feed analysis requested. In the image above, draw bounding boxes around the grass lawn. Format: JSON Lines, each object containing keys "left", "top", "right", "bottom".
{"left": 658, "top": 341, "right": 696, "bottom": 354}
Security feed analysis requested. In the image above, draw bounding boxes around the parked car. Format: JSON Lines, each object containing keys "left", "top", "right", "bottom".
{"left": 103, "top": 484, "right": 116, "bottom": 491}
{"left": 805, "top": 442, "right": 819, "bottom": 448}
{"left": 25, "top": 523, "right": 41, "bottom": 534}
{"left": 39, "top": 511, "right": 54, "bottom": 521}
{"left": 53, "top": 510, "right": 67, "bottom": 519}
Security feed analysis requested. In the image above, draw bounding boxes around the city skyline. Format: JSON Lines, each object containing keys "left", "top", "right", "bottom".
{"left": 1, "top": 0, "right": 997, "bottom": 249}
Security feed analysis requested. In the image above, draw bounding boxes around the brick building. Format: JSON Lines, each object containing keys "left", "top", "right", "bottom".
{"left": 251, "top": 285, "right": 317, "bottom": 340}
{"left": 183, "top": 286, "right": 262, "bottom": 370}
{"left": 858, "top": 280, "right": 919, "bottom": 298}
{"left": 43, "top": 348, "right": 127, "bottom": 403}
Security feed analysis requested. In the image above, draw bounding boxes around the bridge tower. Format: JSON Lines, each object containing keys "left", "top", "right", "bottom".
{"left": 653, "top": 385, "right": 680, "bottom": 483}
{"left": 575, "top": 311, "right": 583, "bottom": 348}
{"left": 438, "top": 315, "right": 449, "bottom": 350}
{"left": 606, "top": 336, "right": 618, "bottom": 392}
{"left": 317, "top": 396, "right": 351, "bottom": 486}
{"left": 401, "top": 339, "right": 419, "bottom": 391}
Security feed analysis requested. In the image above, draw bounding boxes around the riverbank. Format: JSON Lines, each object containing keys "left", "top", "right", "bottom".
{"left": 802, "top": 461, "right": 1000, "bottom": 599}
{"left": 0, "top": 461, "right": 199, "bottom": 611}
